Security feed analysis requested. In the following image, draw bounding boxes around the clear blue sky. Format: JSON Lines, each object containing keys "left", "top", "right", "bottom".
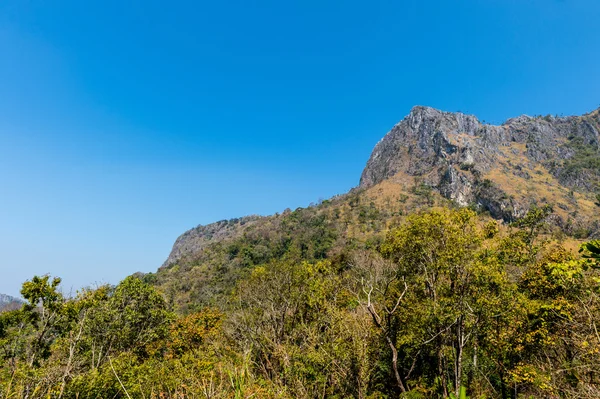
{"left": 1, "top": 0, "right": 599, "bottom": 297}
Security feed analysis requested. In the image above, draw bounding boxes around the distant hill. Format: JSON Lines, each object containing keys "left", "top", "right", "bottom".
{"left": 152, "top": 106, "right": 600, "bottom": 311}
{"left": 0, "top": 293, "right": 22, "bottom": 312}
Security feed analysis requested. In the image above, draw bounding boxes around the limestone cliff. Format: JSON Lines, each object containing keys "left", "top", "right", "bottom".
{"left": 360, "top": 106, "right": 600, "bottom": 224}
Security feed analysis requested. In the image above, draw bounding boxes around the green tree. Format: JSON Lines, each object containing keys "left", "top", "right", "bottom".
{"left": 20, "top": 275, "right": 67, "bottom": 367}
{"left": 365, "top": 209, "right": 516, "bottom": 398}
{"left": 580, "top": 240, "right": 600, "bottom": 267}
{"left": 231, "top": 260, "right": 373, "bottom": 398}
{"left": 509, "top": 204, "right": 552, "bottom": 252}
{"left": 81, "top": 276, "right": 173, "bottom": 368}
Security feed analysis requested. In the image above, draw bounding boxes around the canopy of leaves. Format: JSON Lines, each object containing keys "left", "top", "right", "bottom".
{"left": 2, "top": 207, "right": 600, "bottom": 398}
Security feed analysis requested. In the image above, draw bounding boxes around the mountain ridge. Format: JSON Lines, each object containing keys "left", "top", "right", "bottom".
{"left": 161, "top": 106, "right": 599, "bottom": 271}
{"left": 361, "top": 105, "right": 599, "bottom": 188}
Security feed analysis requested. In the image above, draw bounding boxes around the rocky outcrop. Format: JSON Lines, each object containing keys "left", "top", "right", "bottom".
{"left": 0, "top": 294, "right": 22, "bottom": 312}
{"left": 360, "top": 106, "right": 600, "bottom": 221}
{"left": 162, "top": 215, "right": 262, "bottom": 268}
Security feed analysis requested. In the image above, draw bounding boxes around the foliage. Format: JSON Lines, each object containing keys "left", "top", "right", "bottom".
{"left": 562, "top": 136, "right": 600, "bottom": 175}
{"left": 3, "top": 207, "right": 600, "bottom": 398}
{"left": 580, "top": 240, "right": 600, "bottom": 268}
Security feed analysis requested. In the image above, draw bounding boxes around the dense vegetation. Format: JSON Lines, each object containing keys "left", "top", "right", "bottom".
{"left": 551, "top": 112, "right": 600, "bottom": 193}
{"left": 559, "top": 136, "right": 600, "bottom": 188}
{"left": 2, "top": 206, "right": 600, "bottom": 398}
{"left": 151, "top": 189, "right": 409, "bottom": 313}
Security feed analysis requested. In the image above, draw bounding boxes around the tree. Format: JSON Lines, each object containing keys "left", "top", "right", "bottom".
{"left": 352, "top": 251, "right": 410, "bottom": 394}
{"left": 360, "top": 209, "right": 516, "bottom": 398}
{"left": 580, "top": 240, "right": 600, "bottom": 267}
{"left": 509, "top": 204, "right": 553, "bottom": 252}
{"left": 231, "top": 260, "right": 373, "bottom": 397}
{"left": 20, "top": 275, "right": 66, "bottom": 367}
{"left": 82, "top": 276, "right": 173, "bottom": 367}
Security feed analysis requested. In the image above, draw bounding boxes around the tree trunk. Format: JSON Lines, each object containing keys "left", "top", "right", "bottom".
{"left": 385, "top": 334, "right": 407, "bottom": 393}
{"left": 439, "top": 347, "right": 449, "bottom": 398}
{"left": 455, "top": 317, "right": 464, "bottom": 398}
{"left": 366, "top": 304, "right": 407, "bottom": 393}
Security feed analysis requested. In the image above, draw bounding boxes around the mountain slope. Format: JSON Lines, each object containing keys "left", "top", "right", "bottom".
{"left": 0, "top": 293, "right": 22, "bottom": 312}
{"left": 161, "top": 215, "right": 263, "bottom": 268}
{"left": 154, "top": 106, "right": 600, "bottom": 310}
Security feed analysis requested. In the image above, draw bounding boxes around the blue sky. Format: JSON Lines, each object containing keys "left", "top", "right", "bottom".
{"left": 0, "top": 0, "right": 599, "bottom": 297}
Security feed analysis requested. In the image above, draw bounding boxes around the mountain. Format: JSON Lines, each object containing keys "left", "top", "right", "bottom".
{"left": 153, "top": 106, "right": 600, "bottom": 310}
{"left": 361, "top": 106, "right": 600, "bottom": 224}
{"left": 0, "top": 293, "right": 22, "bottom": 312}
{"left": 5, "top": 107, "right": 600, "bottom": 399}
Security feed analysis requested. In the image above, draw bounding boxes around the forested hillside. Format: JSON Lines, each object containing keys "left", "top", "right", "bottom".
{"left": 155, "top": 106, "right": 600, "bottom": 313}
{"left": 2, "top": 107, "right": 600, "bottom": 398}
{"left": 2, "top": 209, "right": 600, "bottom": 398}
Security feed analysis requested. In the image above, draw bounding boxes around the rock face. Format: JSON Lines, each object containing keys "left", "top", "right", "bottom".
{"left": 0, "top": 293, "right": 22, "bottom": 312}
{"left": 162, "top": 216, "right": 262, "bottom": 268}
{"left": 360, "top": 106, "right": 600, "bottom": 222}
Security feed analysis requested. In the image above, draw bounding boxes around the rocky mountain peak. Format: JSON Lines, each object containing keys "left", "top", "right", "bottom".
{"left": 360, "top": 106, "right": 600, "bottom": 224}
{"left": 360, "top": 106, "right": 487, "bottom": 189}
